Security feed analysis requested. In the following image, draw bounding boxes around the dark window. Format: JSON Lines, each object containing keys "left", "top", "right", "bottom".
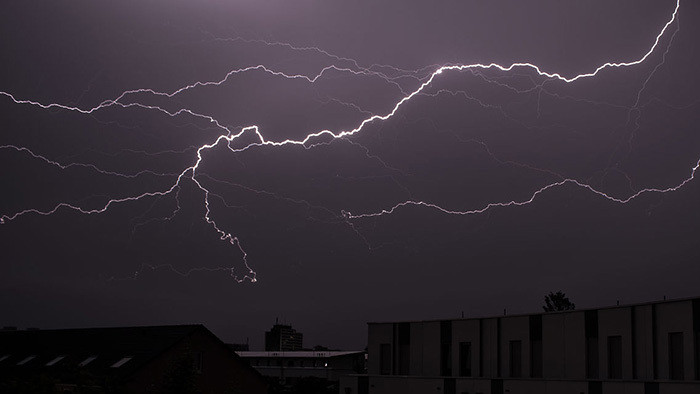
{"left": 607, "top": 336, "right": 622, "bottom": 379}
{"left": 585, "top": 311, "right": 599, "bottom": 339}
{"left": 588, "top": 381, "right": 602, "bottom": 394}
{"left": 398, "top": 323, "right": 410, "bottom": 375}
{"left": 399, "top": 344, "right": 410, "bottom": 374}
{"left": 441, "top": 344, "right": 452, "bottom": 376}
{"left": 585, "top": 310, "right": 599, "bottom": 379}
{"left": 530, "top": 339, "right": 543, "bottom": 378}
{"left": 694, "top": 300, "right": 700, "bottom": 380}
{"left": 669, "top": 332, "right": 684, "bottom": 380}
{"left": 459, "top": 342, "right": 472, "bottom": 377}
{"left": 288, "top": 360, "right": 294, "bottom": 367}
{"left": 696, "top": 331, "right": 700, "bottom": 380}
{"left": 440, "top": 321, "right": 452, "bottom": 376}
{"left": 529, "top": 315, "right": 543, "bottom": 378}
{"left": 444, "top": 377, "right": 456, "bottom": 394}
{"left": 644, "top": 382, "right": 659, "bottom": 394}
{"left": 586, "top": 337, "right": 599, "bottom": 379}
{"left": 358, "top": 376, "right": 369, "bottom": 394}
{"left": 380, "top": 344, "right": 391, "bottom": 375}
{"left": 478, "top": 319, "right": 484, "bottom": 377}
{"left": 490, "top": 379, "right": 503, "bottom": 394}
{"left": 509, "top": 340, "right": 522, "bottom": 378}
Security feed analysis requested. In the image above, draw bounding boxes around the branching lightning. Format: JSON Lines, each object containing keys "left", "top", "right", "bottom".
{"left": 0, "top": 0, "right": 692, "bottom": 282}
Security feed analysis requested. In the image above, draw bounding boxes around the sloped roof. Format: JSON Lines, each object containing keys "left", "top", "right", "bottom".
{"left": 0, "top": 324, "right": 204, "bottom": 381}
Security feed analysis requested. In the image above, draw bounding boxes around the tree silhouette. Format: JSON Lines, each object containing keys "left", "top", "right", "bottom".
{"left": 543, "top": 291, "right": 575, "bottom": 312}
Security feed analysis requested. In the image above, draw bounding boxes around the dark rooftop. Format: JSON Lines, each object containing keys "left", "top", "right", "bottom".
{"left": 368, "top": 295, "right": 700, "bottom": 325}
{"left": 0, "top": 324, "right": 205, "bottom": 380}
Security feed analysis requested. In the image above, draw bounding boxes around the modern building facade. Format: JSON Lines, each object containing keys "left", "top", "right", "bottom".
{"left": 341, "top": 297, "right": 700, "bottom": 394}
{"left": 265, "top": 323, "right": 304, "bottom": 351}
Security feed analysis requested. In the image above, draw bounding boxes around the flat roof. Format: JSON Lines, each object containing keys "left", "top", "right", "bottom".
{"left": 368, "top": 295, "right": 700, "bottom": 325}
{"left": 237, "top": 351, "right": 365, "bottom": 358}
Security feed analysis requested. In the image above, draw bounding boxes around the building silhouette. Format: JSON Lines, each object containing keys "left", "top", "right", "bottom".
{"left": 0, "top": 325, "right": 268, "bottom": 393}
{"left": 265, "top": 322, "right": 303, "bottom": 351}
{"left": 238, "top": 350, "right": 366, "bottom": 389}
{"left": 341, "top": 296, "right": 700, "bottom": 394}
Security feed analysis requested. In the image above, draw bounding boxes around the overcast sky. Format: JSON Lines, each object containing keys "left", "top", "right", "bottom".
{"left": 1, "top": 0, "right": 698, "bottom": 350}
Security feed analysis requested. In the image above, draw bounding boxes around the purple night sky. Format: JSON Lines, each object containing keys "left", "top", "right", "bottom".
{"left": 1, "top": 0, "right": 699, "bottom": 350}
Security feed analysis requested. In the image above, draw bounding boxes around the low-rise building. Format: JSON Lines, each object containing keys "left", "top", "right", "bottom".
{"left": 0, "top": 324, "right": 268, "bottom": 393}
{"left": 341, "top": 297, "right": 700, "bottom": 394}
{"left": 239, "top": 350, "right": 366, "bottom": 387}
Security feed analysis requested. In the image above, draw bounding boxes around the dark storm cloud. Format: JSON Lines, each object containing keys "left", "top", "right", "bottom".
{"left": 1, "top": 0, "right": 698, "bottom": 350}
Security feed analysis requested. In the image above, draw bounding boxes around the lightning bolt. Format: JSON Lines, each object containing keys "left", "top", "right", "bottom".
{"left": 0, "top": 0, "right": 690, "bottom": 282}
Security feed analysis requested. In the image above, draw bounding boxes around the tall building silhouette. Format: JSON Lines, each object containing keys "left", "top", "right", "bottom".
{"left": 265, "top": 322, "right": 303, "bottom": 351}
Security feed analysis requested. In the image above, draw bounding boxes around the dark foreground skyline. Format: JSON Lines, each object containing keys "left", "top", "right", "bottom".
{"left": 1, "top": 0, "right": 699, "bottom": 350}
